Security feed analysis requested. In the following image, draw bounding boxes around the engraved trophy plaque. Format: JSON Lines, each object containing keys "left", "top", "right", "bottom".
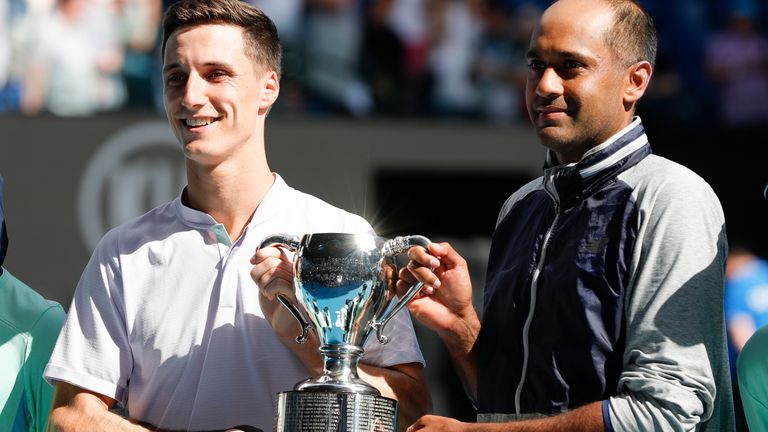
{"left": 258, "top": 232, "right": 431, "bottom": 432}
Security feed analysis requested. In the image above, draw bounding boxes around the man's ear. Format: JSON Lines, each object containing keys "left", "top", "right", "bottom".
{"left": 259, "top": 70, "right": 280, "bottom": 113}
{"left": 624, "top": 61, "right": 652, "bottom": 106}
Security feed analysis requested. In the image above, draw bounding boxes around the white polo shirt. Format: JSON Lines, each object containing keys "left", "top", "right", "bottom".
{"left": 45, "top": 174, "right": 425, "bottom": 431}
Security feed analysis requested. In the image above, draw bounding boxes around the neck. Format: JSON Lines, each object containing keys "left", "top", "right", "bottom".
{"left": 184, "top": 151, "right": 274, "bottom": 242}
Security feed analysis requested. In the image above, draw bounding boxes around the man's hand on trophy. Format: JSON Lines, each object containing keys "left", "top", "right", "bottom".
{"left": 250, "top": 245, "right": 295, "bottom": 301}
{"left": 250, "top": 246, "right": 305, "bottom": 338}
{"left": 397, "top": 242, "right": 476, "bottom": 336}
{"left": 406, "top": 414, "right": 470, "bottom": 431}
{"left": 250, "top": 245, "right": 323, "bottom": 373}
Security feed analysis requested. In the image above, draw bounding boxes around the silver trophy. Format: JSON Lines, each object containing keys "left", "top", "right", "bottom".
{"left": 258, "top": 232, "right": 431, "bottom": 432}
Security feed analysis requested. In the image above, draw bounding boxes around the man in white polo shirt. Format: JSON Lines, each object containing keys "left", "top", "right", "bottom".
{"left": 43, "top": 1, "right": 430, "bottom": 431}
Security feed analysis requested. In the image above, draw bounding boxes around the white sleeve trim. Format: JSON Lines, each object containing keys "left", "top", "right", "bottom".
{"left": 44, "top": 363, "right": 127, "bottom": 405}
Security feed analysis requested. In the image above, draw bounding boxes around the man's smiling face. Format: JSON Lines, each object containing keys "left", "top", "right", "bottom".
{"left": 163, "top": 24, "right": 270, "bottom": 166}
{"left": 525, "top": 0, "right": 633, "bottom": 163}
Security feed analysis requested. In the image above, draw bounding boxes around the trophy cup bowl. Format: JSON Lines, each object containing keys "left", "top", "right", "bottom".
{"left": 258, "top": 232, "right": 431, "bottom": 432}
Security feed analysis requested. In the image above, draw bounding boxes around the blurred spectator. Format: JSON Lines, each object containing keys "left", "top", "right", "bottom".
{"left": 85, "top": 0, "right": 127, "bottom": 113}
{"left": 0, "top": 175, "right": 67, "bottom": 431}
{"left": 386, "top": 0, "right": 432, "bottom": 115}
{"left": 117, "top": 0, "right": 162, "bottom": 110}
{"left": 5, "top": 0, "right": 51, "bottom": 113}
{"left": 21, "top": 0, "right": 126, "bottom": 116}
{"left": 249, "top": 0, "right": 303, "bottom": 44}
{"left": 705, "top": 7, "right": 768, "bottom": 129}
{"left": 0, "top": 0, "right": 24, "bottom": 112}
{"left": 302, "top": 0, "right": 373, "bottom": 117}
{"left": 249, "top": 0, "right": 306, "bottom": 115}
{"left": 361, "top": 0, "right": 407, "bottom": 116}
{"left": 725, "top": 242, "right": 768, "bottom": 430}
{"left": 726, "top": 243, "right": 768, "bottom": 368}
{"left": 0, "top": 1, "right": 9, "bottom": 89}
{"left": 427, "top": 0, "right": 485, "bottom": 118}
{"left": 644, "top": 0, "right": 718, "bottom": 124}
{"left": 387, "top": 0, "right": 427, "bottom": 72}
{"left": 472, "top": 2, "right": 537, "bottom": 124}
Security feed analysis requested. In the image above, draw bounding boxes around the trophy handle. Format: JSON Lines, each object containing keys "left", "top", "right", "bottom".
{"left": 258, "top": 234, "right": 312, "bottom": 344}
{"left": 276, "top": 295, "right": 311, "bottom": 344}
{"left": 372, "top": 235, "right": 431, "bottom": 344}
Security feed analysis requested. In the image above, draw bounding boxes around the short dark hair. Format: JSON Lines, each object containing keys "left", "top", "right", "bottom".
{"left": 603, "top": 0, "right": 658, "bottom": 68}
{"left": 161, "top": 0, "right": 282, "bottom": 79}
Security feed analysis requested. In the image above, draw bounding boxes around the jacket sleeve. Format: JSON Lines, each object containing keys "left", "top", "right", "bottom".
{"left": 607, "top": 160, "right": 732, "bottom": 431}
{"left": 26, "top": 304, "right": 66, "bottom": 431}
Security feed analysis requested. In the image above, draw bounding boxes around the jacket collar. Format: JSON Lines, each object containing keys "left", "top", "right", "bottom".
{"left": 542, "top": 117, "right": 652, "bottom": 207}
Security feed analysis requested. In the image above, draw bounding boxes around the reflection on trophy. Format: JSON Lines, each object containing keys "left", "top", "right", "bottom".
{"left": 258, "top": 232, "right": 431, "bottom": 432}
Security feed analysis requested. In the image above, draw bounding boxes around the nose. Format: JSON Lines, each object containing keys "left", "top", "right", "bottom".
{"left": 535, "top": 68, "right": 563, "bottom": 99}
{"left": 182, "top": 73, "right": 207, "bottom": 109}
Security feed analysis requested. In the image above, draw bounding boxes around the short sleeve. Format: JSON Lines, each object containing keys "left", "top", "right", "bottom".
{"left": 361, "top": 307, "right": 425, "bottom": 368}
{"left": 44, "top": 230, "right": 133, "bottom": 405}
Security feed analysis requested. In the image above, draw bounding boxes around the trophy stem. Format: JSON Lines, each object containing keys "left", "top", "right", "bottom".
{"left": 321, "top": 345, "right": 364, "bottom": 383}
{"left": 294, "top": 344, "right": 381, "bottom": 396}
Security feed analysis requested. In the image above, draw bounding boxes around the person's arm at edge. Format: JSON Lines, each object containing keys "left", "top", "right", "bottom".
{"left": 28, "top": 303, "right": 66, "bottom": 432}
{"left": 431, "top": 302, "right": 481, "bottom": 403}
{"left": 358, "top": 362, "right": 432, "bottom": 430}
{"left": 47, "top": 382, "right": 256, "bottom": 432}
{"left": 608, "top": 170, "right": 726, "bottom": 430}
{"left": 47, "top": 382, "right": 151, "bottom": 432}
{"left": 406, "top": 402, "right": 604, "bottom": 431}
{"left": 401, "top": 242, "right": 481, "bottom": 401}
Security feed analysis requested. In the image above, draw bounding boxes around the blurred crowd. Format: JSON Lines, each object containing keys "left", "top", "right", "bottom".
{"left": 0, "top": 0, "right": 766, "bottom": 126}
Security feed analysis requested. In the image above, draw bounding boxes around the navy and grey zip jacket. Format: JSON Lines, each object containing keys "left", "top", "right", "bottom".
{"left": 476, "top": 118, "right": 735, "bottom": 431}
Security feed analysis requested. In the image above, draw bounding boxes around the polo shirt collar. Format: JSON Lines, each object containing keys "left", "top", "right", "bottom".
{"left": 173, "top": 173, "right": 288, "bottom": 229}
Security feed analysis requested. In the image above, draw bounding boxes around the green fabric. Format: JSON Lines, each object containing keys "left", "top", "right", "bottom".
{"left": 0, "top": 269, "right": 66, "bottom": 432}
{"left": 738, "top": 324, "right": 768, "bottom": 432}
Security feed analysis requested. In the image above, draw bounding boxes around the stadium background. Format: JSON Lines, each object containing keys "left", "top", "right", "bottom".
{"left": 1, "top": 0, "right": 766, "bottom": 422}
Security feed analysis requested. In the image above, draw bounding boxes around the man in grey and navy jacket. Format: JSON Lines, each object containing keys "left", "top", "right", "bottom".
{"left": 401, "top": 0, "right": 736, "bottom": 431}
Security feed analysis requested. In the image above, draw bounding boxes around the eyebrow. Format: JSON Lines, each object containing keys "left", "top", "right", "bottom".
{"left": 162, "top": 63, "right": 180, "bottom": 73}
{"left": 163, "top": 61, "right": 235, "bottom": 73}
{"left": 526, "top": 49, "right": 592, "bottom": 62}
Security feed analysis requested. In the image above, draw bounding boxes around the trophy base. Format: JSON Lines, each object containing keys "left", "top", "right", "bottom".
{"left": 274, "top": 390, "right": 398, "bottom": 432}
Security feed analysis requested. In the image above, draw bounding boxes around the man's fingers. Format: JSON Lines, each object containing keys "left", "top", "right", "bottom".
{"left": 407, "top": 242, "right": 466, "bottom": 273}
{"left": 251, "top": 256, "right": 294, "bottom": 300}
{"left": 408, "top": 245, "right": 440, "bottom": 269}
{"left": 406, "top": 260, "right": 441, "bottom": 288}
{"left": 406, "top": 415, "right": 428, "bottom": 432}
{"left": 250, "top": 245, "right": 283, "bottom": 264}
{"left": 396, "top": 275, "right": 435, "bottom": 298}
{"left": 427, "top": 242, "right": 467, "bottom": 271}
{"left": 398, "top": 266, "right": 416, "bottom": 283}
{"left": 257, "top": 276, "right": 292, "bottom": 301}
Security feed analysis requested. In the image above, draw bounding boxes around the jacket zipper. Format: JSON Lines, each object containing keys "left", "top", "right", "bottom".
{"left": 514, "top": 170, "right": 561, "bottom": 415}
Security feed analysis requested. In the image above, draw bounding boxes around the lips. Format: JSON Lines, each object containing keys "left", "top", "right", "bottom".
{"left": 534, "top": 106, "right": 567, "bottom": 124}
{"left": 184, "top": 117, "right": 220, "bottom": 127}
{"left": 536, "top": 105, "right": 567, "bottom": 115}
